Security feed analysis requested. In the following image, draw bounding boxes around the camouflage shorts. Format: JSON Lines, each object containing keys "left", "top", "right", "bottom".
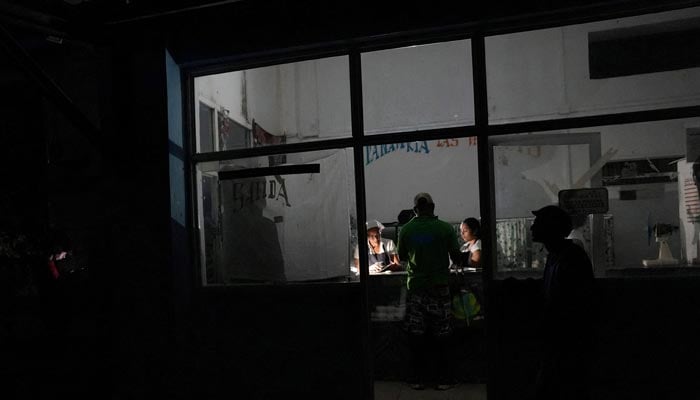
{"left": 404, "top": 285, "right": 452, "bottom": 337}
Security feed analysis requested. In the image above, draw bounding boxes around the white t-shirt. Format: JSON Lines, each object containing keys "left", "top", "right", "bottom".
{"left": 353, "top": 238, "right": 397, "bottom": 261}
{"left": 455, "top": 239, "right": 481, "bottom": 267}
{"left": 461, "top": 239, "right": 481, "bottom": 254}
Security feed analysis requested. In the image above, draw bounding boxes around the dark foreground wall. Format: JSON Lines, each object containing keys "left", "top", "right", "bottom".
{"left": 105, "top": 37, "right": 370, "bottom": 399}
{"left": 488, "top": 277, "right": 700, "bottom": 400}
{"left": 187, "top": 286, "right": 365, "bottom": 399}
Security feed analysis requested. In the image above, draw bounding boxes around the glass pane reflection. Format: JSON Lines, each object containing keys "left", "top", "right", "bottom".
{"left": 194, "top": 56, "right": 351, "bottom": 153}
{"left": 195, "top": 148, "right": 357, "bottom": 285}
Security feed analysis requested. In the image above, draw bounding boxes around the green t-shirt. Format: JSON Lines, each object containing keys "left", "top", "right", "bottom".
{"left": 397, "top": 216, "right": 459, "bottom": 291}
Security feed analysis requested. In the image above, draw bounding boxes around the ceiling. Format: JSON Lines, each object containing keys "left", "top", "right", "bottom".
{"left": 2, "top": 0, "right": 700, "bottom": 72}
{"left": 3, "top": 0, "right": 699, "bottom": 38}
{"left": 1, "top": 0, "right": 699, "bottom": 93}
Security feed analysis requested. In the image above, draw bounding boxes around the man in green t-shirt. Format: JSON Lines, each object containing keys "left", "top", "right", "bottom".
{"left": 397, "top": 192, "right": 462, "bottom": 390}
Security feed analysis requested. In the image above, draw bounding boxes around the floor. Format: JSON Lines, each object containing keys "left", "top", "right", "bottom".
{"left": 374, "top": 381, "right": 487, "bottom": 400}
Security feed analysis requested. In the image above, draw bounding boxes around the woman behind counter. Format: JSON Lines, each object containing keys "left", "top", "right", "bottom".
{"left": 460, "top": 217, "right": 482, "bottom": 268}
{"left": 353, "top": 220, "right": 401, "bottom": 274}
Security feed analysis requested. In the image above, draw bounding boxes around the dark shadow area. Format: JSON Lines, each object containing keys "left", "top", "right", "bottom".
{"left": 488, "top": 278, "right": 700, "bottom": 400}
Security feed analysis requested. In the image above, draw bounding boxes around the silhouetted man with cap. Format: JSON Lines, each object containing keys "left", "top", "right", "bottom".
{"left": 398, "top": 192, "right": 462, "bottom": 390}
{"left": 531, "top": 205, "right": 594, "bottom": 400}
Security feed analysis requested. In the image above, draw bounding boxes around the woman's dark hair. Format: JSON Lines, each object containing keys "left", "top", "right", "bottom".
{"left": 462, "top": 217, "right": 481, "bottom": 239}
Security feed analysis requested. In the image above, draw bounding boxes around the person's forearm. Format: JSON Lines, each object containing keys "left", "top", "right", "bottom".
{"left": 471, "top": 251, "right": 481, "bottom": 266}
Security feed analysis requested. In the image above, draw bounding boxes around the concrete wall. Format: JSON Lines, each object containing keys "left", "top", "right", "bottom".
{"left": 194, "top": 56, "right": 351, "bottom": 140}
{"left": 486, "top": 7, "right": 700, "bottom": 123}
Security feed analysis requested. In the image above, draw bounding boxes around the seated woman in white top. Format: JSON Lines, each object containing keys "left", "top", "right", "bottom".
{"left": 460, "top": 217, "right": 482, "bottom": 268}
{"left": 353, "top": 220, "right": 401, "bottom": 274}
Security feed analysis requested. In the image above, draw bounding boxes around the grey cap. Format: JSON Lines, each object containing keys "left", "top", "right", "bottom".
{"left": 414, "top": 192, "right": 434, "bottom": 207}
{"left": 366, "top": 220, "right": 384, "bottom": 232}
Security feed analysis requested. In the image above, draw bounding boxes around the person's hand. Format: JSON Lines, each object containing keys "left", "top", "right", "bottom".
{"left": 386, "top": 263, "right": 402, "bottom": 271}
{"left": 49, "top": 251, "right": 68, "bottom": 261}
{"left": 369, "top": 262, "right": 391, "bottom": 274}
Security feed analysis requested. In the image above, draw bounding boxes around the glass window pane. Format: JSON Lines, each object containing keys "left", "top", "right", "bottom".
{"left": 490, "top": 117, "right": 700, "bottom": 278}
{"left": 363, "top": 137, "right": 480, "bottom": 223}
{"left": 361, "top": 40, "right": 474, "bottom": 135}
{"left": 194, "top": 56, "right": 351, "bottom": 153}
{"left": 198, "top": 102, "right": 215, "bottom": 153}
{"left": 486, "top": 7, "right": 700, "bottom": 124}
{"left": 353, "top": 137, "right": 481, "bottom": 280}
{"left": 195, "top": 148, "right": 356, "bottom": 285}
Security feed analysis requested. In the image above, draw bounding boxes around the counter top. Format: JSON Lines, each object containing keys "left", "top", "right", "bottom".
{"left": 369, "top": 269, "right": 484, "bottom": 277}
{"left": 605, "top": 265, "right": 700, "bottom": 278}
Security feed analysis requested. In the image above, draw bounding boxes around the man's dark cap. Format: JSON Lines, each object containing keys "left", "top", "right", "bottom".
{"left": 532, "top": 205, "right": 573, "bottom": 237}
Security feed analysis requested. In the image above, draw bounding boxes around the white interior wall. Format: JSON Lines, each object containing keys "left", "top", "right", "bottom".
{"left": 486, "top": 29, "right": 567, "bottom": 121}
{"left": 494, "top": 144, "right": 591, "bottom": 219}
{"left": 292, "top": 61, "right": 319, "bottom": 138}
{"left": 246, "top": 66, "right": 282, "bottom": 133}
{"left": 196, "top": 57, "right": 351, "bottom": 140}
{"left": 487, "top": 7, "right": 700, "bottom": 123}
{"left": 363, "top": 140, "right": 480, "bottom": 224}
{"left": 279, "top": 64, "right": 297, "bottom": 139}
{"left": 361, "top": 39, "right": 475, "bottom": 133}
{"left": 316, "top": 57, "right": 352, "bottom": 138}
{"left": 193, "top": 64, "right": 287, "bottom": 134}
{"left": 594, "top": 119, "right": 689, "bottom": 159}
{"left": 563, "top": 8, "right": 700, "bottom": 116}
{"left": 194, "top": 70, "right": 247, "bottom": 126}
